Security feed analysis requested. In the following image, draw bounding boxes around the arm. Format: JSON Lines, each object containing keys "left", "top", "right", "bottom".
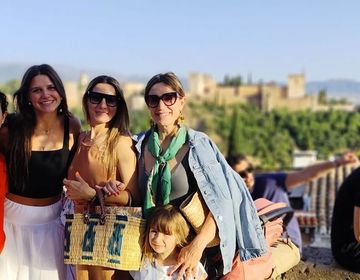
{"left": 354, "top": 206, "right": 360, "bottom": 243}
{"left": 104, "top": 136, "right": 139, "bottom": 206}
{"left": 170, "top": 212, "right": 217, "bottom": 280}
{"left": 285, "top": 152, "right": 358, "bottom": 190}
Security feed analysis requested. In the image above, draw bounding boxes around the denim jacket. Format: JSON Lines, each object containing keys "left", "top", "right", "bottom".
{"left": 133, "top": 128, "right": 267, "bottom": 274}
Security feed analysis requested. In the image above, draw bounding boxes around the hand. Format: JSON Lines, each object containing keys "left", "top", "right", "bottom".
{"left": 99, "top": 180, "right": 125, "bottom": 197}
{"left": 63, "top": 172, "right": 96, "bottom": 201}
{"left": 169, "top": 238, "right": 206, "bottom": 280}
{"left": 337, "top": 152, "right": 359, "bottom": 166}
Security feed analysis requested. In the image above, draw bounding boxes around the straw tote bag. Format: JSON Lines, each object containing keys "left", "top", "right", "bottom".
{"left": 179, "top": 191, "right": 220, "bottom": 247}
{"left": 64, "top": 189, "right": 146, "bottom": 270}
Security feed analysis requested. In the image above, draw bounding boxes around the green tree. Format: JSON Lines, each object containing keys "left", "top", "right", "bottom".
{"left": 318, "top": 89, "right": 327, "bottom": 104}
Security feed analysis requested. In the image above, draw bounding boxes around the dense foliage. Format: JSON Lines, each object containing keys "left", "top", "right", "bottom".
{"left": 185, "top": 101, "right": 360, "bottom": 170}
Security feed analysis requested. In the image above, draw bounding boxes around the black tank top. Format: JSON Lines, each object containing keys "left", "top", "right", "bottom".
{"left": 10, "top": 117, "right": 70, "bottom": 198}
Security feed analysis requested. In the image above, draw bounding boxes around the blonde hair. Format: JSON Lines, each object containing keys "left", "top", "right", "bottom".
{"left": 144, "top": 72, "right": 185, "bottom": 98}
{"left": 143, "top": 205, "right": 192, "bottom": 262}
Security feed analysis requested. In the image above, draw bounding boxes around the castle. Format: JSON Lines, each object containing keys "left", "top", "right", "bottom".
{"left": 188, "top": 72, "right": 354, "bottom": 112}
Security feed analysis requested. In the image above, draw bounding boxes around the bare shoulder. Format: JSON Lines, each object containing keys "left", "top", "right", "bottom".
{"left": 68, "top": 116, "right": 81, "bottom": 149}
{"left": 117, "top": 135, "right": 135, "bottom": 148}
{"left": 116, "top": 135, "right": 137, "bottom": 159}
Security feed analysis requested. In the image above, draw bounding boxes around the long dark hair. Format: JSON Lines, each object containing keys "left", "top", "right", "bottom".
{"left": 82, "top": 75, "right": 130, "bottom": 176}
{"left": 8, "top": 64, "right": 70, "bottom": 191}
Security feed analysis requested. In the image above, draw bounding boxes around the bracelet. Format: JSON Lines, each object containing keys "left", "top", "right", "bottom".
{"left": 89, "top": 192, "right": 98, "bottom": 203}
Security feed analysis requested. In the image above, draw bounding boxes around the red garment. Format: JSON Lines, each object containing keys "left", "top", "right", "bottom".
{"left": 0, "top": 153, "right": 7, "bottom": 253}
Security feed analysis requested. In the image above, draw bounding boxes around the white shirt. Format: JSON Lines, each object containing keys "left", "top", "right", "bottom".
{"left": 130, "top": 259, "right": 207, "bottom": 280}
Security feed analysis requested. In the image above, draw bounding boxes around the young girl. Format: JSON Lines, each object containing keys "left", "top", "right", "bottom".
{"left": 130, "top": 205, "right": 207, "bottom": 280}
{"left": 0, "top": 91, "right": 8, "bottom": 254}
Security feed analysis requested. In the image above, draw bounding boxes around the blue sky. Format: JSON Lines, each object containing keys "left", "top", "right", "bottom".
{"left": 1, "top": 0, "right": 359, "bottom": 82}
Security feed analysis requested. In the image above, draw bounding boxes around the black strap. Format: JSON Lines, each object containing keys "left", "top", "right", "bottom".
{"left": 63, "top": 115, "right": 70, "bottom": 150}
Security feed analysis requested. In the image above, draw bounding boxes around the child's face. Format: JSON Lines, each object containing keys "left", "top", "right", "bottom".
{"left": 149, "top": 228, "right": 177, "bottom": 258}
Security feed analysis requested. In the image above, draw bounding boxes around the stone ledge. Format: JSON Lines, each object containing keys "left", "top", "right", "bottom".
{"left": 278, "top": 247, "right": 360, "bottom": 279}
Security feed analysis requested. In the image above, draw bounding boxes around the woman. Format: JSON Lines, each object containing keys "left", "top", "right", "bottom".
{"left": 0, "top": 64, "right": 81, "bottom": 279}
{"left": 134, "top": 72, "right": 268, "bottom": 279}
{"left": 331, "top": 166, "right": 360, "bottom": 273}
{"left": 63, "top": 75, "right": 138, "bottom": 280}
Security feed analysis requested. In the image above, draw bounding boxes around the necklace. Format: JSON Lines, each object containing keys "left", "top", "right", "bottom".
{"left": 35, "top": 127, "right": 52, "bottom": 136}
{"left": 33, "top": 127, "right": 53, "bottom": 151}
{"left": 82, "top": 131, "right": 107, "bottom": 147}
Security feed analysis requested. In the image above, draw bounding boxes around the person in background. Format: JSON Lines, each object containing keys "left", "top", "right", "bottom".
{"left": 63, "top": 75, "right": 138, "bottom": 280}
{"left": 0, "top": 91, "right": 8, "bottom": 254}
{"left": 130, "top": 204, "right": 207, "bottom": 280}
{"left": 0, "top": 64, "right": 81, "bottom": 279}
{"left": 134, "top": 72, "right": 267, "bottom": 279}
{"left": 227, "top": 152, "right": 358, "bottom": 250}
{"left": 331, "top": 167, "right": 360, "bottom": 273}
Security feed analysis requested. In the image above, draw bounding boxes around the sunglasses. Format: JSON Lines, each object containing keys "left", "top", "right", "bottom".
{"left": 145, "top": 92, "right": 180, "bottom": 108}
{"left": 238, "top": 166, "right": 254, "bottom": 178}
{"left": 87, "top": 91, "right": 119, "bottom": 107}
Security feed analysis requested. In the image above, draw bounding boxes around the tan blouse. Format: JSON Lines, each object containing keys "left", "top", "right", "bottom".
{"left": 68, "top": 132, "right": 117, "bottom": 212}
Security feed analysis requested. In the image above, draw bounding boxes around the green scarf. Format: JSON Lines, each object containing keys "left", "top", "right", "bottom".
{"left": 144, "top": 125, "right": 187, "bottom": 217}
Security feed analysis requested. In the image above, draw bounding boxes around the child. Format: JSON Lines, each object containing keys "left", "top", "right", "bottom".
{"left": 0, "top": 91, "right": 8, "bottom": 253}
{"left": 130, "top": 204, "right": 207, "bottom": 280}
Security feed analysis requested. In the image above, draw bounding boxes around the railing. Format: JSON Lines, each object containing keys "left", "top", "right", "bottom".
{"left": 299, "top": 163, "right": 359, "bottom": 236}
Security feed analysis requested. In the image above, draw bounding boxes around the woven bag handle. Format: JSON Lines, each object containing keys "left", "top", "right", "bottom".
{"left": 83, "top": 188, "right": 107, "bottom": 225}
{"left": 95, "top": 188, "right": 106, "bottom": 225}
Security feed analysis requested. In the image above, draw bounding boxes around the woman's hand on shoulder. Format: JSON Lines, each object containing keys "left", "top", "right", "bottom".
{"left": 169, "top": 237, "right": 207, "bottom": 280}
{"left": 63, "top": 171, "right": 96, "bottom": 201}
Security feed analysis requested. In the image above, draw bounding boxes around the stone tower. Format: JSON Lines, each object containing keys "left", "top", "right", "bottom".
{"left": 287, "top": 73, "right": 305, "bottom": 98}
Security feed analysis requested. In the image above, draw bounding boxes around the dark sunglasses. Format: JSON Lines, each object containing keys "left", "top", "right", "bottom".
{"left": 238, "top": 166, "right": 254, "bottom": 178}
{"left": 145, "top": 92, "right": 180, "bottom": 108}
{"left": 87, "top": 91, "right": 119, "bottom": 107}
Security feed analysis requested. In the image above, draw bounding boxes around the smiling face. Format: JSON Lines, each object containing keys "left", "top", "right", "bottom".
{"left": 149, "top": 228, "right": 177, "bottom": 260}
{"left": 147, "top": 82, "right": 185, "bottom": 129}
{"left": 86, "top": 83, "right": 117, "bottom": 126}
{"left": 28, "top": 74, "right": 62, "bottom": 115}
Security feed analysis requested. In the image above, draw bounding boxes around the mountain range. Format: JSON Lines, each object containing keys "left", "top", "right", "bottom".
{"left": 0, "top": 63, "right": 359, "bottom": 104}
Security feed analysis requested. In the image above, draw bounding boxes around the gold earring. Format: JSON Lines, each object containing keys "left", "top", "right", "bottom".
{"left": 177, "top": 111, "right": 185, "bottom": 125}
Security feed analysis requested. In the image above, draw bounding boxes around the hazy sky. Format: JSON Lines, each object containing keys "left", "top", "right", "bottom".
{"left": 1, "top": 0, "right": 359, "bottom": 82}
